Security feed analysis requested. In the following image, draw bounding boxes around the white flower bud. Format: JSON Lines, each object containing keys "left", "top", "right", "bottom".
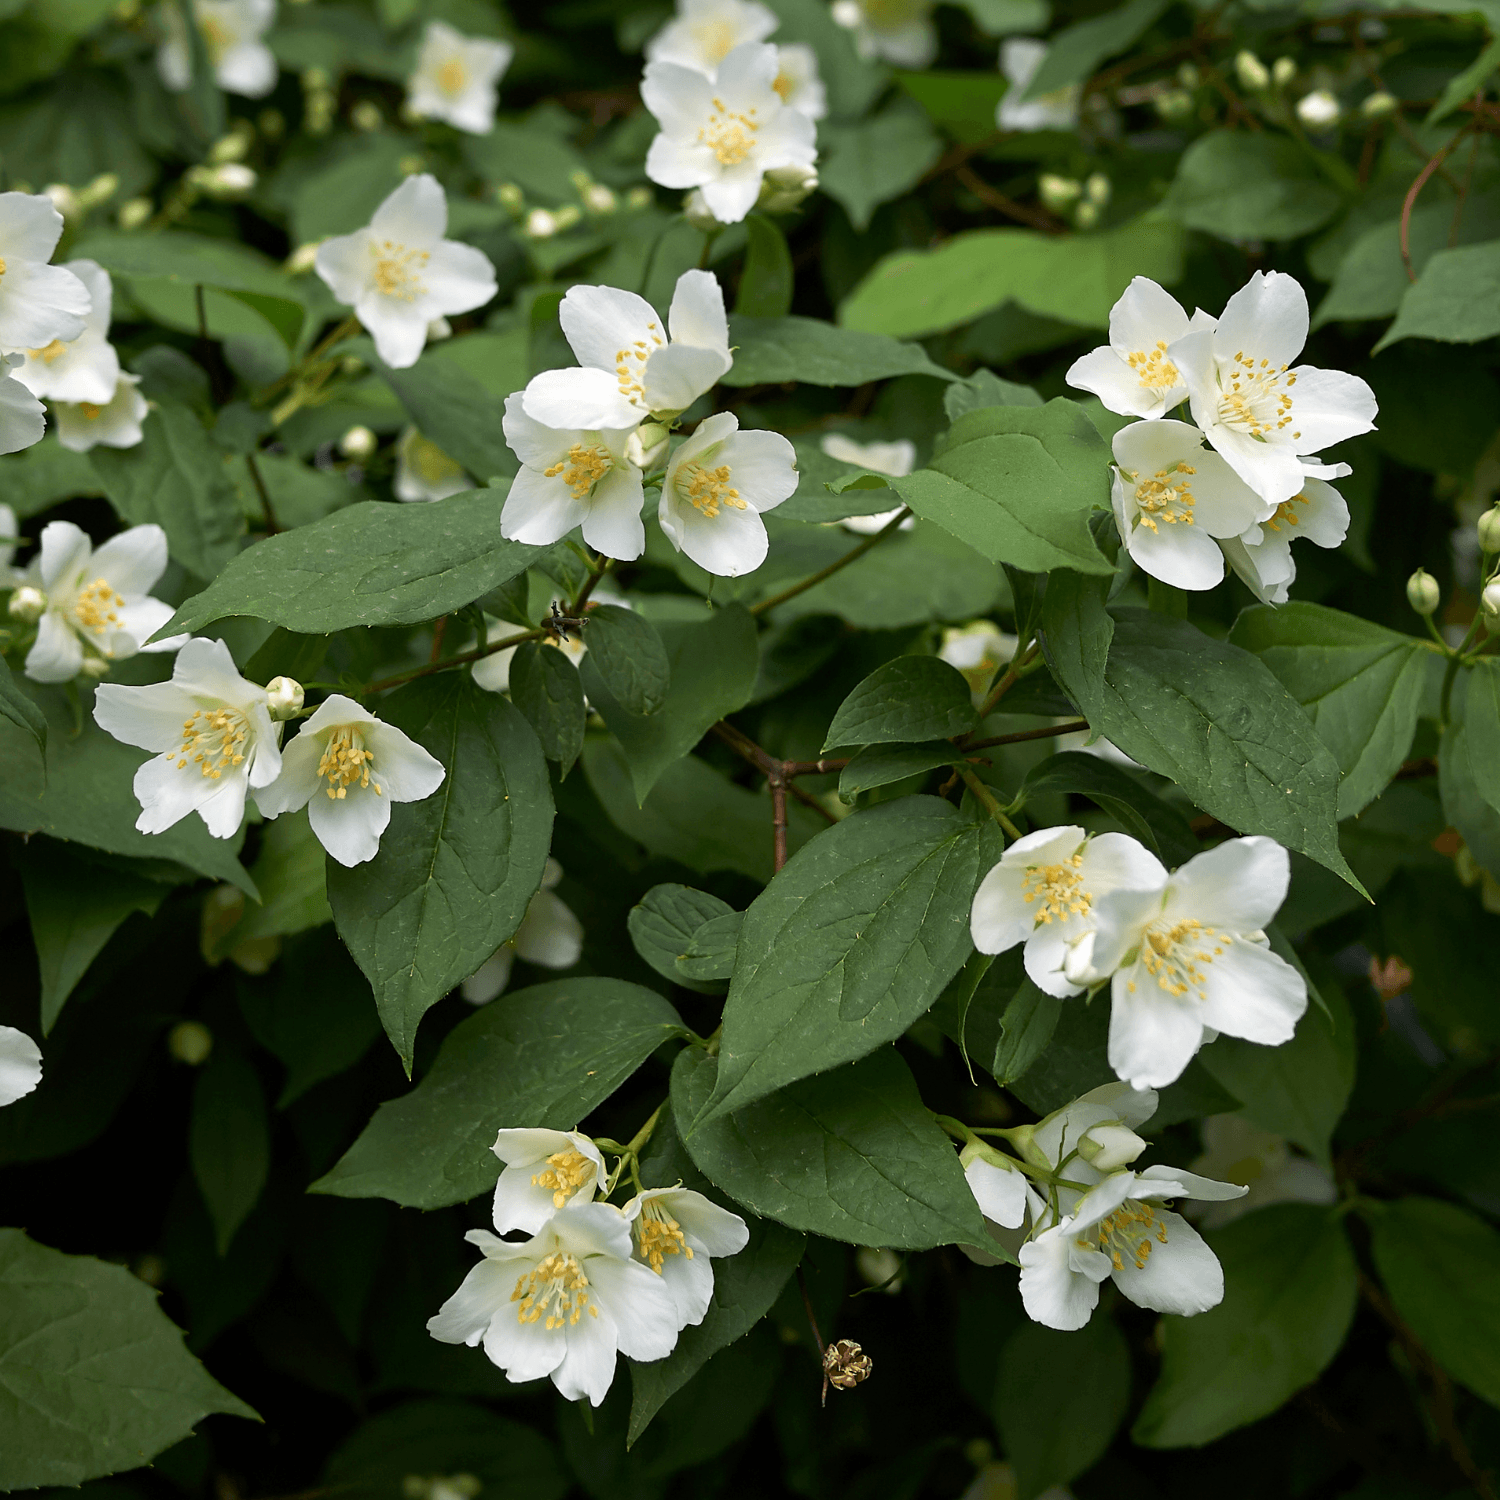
{"left": 1153, "top": 89, "right": 1194, "bottom": 123}
{"left": 193, "top": 163, "right": 257, "bottom": 199}
{"left": 1038, "top": 173, "right": 1082, "bottom": 213}
{"left": 426, "top": 316, "right": 453, "bottom": 342}
{"left": 523, "top": 208, "right": 560, "bottom": 239}
{"left": 1235, "top": 50, "right": 1270, "bottom": 90}
{"left": 1061, "top": 929, "right": 1098, "bottom": 985}
{"left": 1177, "top": 62, "right": 1200, "bottom": 89}
{"left": 118, "top": 197, "right": 153, "bottom": 231}
{"left": 1077, "top": 1123, "right": 1149, "bottom": 1171}
{"left": 1361, "top": 90, "right": 1398, "bottom": 120}
{"left": 79, "top": 656, "right": 111, "bottom": 679}
{"left": 264, "top": 676, "right": 305, "bottom": 720}
{"left": 79, "top": 172, "right": 119, "bottom": 208}
{"left": 625, "top": 185, "right": 654, "bottom": 210}
{"left": 552, "top": 205, "right": 582, "bottom": 232}
{"left": 757, "top": 163, "right": 819, "bottom": 213}
{"left": 1272, "top": 56, "right": 1297, "bottom": 87}
{"left": 43, "top": 183, "right": 81, "bottom": 221}
{"left": 350, "top": 100, "right": 383, "bottom": 132}
{"left": 1484, "top": 579, "right": 1500, "bottom": 626}
{"left": 209, "top": 131, "right": 250, "bottom": 163}
{"left": 682, "top": 189, "right": 721, "bottom": 232}
{"left": 1084, "top": 172, "right": 1111, "bottom": 206}
{"left": 626, "top": 421, "right": 670, "bottom": 471}
{"left": 339, "top": 425, "right": 377, "bottom": 461}
{"left": 286, "top": 241, "right": 321, "bottom": 274}
{"left": 1406, "top": 568, "right": 1440, "bottom": 616}
{"left": 1297, "top": 90, "right": 1341, "bottom": 127}
{"left": 496, "top": 182, "right": 525, "bottom": 213}
{"left": 1478, "top": 505, "right": 1500, "bottom": 554}
{"left": 8, "top": 585, "right": 46, "bottom": 623}
{"left": 1073, "top": 200, "right": 1100, "bottom": 231}
{"left": 582, "top": 182, "right": 617, "bottom": 214}
{"left": 167, "top": 1020, "right": 213, "bottom": 1066}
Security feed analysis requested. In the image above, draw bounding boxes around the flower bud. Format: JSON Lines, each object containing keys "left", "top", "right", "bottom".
{"left": 79, "top": 172, "right": 119, "bottom": 209}
{"left": 1038, "top": 173, "right": 1081, "bottom": 213}
{"left": 1176, "top": 62, "right": 1200, "bottom": 89}
{"left": 1361, "top": 90, "right": 1398, "bottom": 120}
{"left": 192, "top": 162, "right": 257, "bottom": 199}
{"left": 1084, "top": 172, "right": 1111, "bottom": 207}
{"left": 1153, "top": 88, "right": 1194, "bottom": 124}
{"left": 1483, "top": 578, "right": 1500, "bottom": 626}
{"left": 757, "top": 163, "right": 819, "bottom": 213}
{"left": 286, "top": 241, "right": 320, "bottom": 274}
{"left": 496, "top": 182, "right": 525, "bottom": 213}
{"left": 118, "top": 196, "right": 153, "bottom": 231}
{"left": 426, "top": 316, "right": 452, "bottom": 342}
{"left": 626, "top": 421, "right": 670, "bottom": 471}
{"left": 397, "top": 154, "right": 426, "bottom": 176}
{"left": 167, "top": 1020, "right": 213, "bottom": 1066}
{"left": 350, "top": 100, "right": 383, "bottom": 132}
{"left": 625, "top": 185, "right": 654, "bottom": 211}
{"left": 683, "top": 189, "right": 721, "bottom": 232}
{"left": 1061, "top": 929, "right": 1098, "bottom": 985}
{"left": 1296, "top": 90, "right": 1341, "bottom": 128}
{"left": 552, "top": 205, "right": 582, "bottom": 232}
{"left": 1271, "top": 56, "right": 1297, "bottom": 87}
{"left": 1077, "top": 1123, "right": 1148, "bottom": 1171}
{"left": 1478, "top": 505, "right": 1500, "bottom": 554}
{"left": 208, "top": 130, "right": 249, "bottom": 163}
{"left": 523, "top": 208, "right": 560, "bottom": 239}
{"left": 8, "top": 585, "right": 46, "bottom": 623}
{"left": 582, "top": 182, "right": 617, "bottom": 214}
{"left": 1074, "top": 200, "right": 1100, "bottom": 230}
{"left": 1406, "top": 567, "right": 1440, "bottom": 616}
{"left": 43, "top": 183, "right": 81, "bottom": 221}
{"left": 338, "top": 425, "right": 376, "bottom": 461}
{"left": 1235, "top": 50, "right": 1270, "bottom": 91}
{"left": 79, "top": 656, "right": 111, "bottom": 679}
{"left": 265, "top": 675, "right": 305, "bottom": 720}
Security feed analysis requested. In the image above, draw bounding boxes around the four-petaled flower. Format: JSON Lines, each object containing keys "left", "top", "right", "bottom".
{"left": 157, "top": 0, "right": 279, "bottom": 99}
{"left": 1066, "top": 277, "right": 1211, "bottom": 420}
{"left": 624, "top": 1186, "right": 749, "bottom": 1330}
{"left": 51, "top": 374, "right": 148, "bottom": 454}
{"left": 405, "top": 21, "right": 514, "bottom": 135}
{"left": 830, "top": 0, "right": 937, "bottom": 68}
{"left": 645, "top": 0, "right": 778, "bottom": 74}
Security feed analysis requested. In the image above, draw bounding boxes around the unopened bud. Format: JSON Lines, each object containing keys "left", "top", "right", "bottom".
{"left": 1483, "top": 578, "right": 1500, "bottom": 626}
{"left": 1038, "top": 173, "right": 1081, "bottom": 213}
{"left": 209, "top": 131, "right": 249, "bottom": 163}
{"left": 1406, "top": 568, "right": 1440, "bottom": 616}
{"left": 8, "top": 585, "right": 46, "bottom": 623}
{"left": 1153, "top": 88, "right": 1194, "bottom": 123}
{"left": 757, "top": 162, "right": 818, "bottom": 213}
{"left": 193, "top": 162, "right": 256, "bottom": 198}
{"left": 1361, "top": 90, "right": 1398, "bottom": 120}
{"left": 582, "top": 182, "right": 617, "bottom": 214}
{"left": 626, "top": 421, "right": 670, "bottom": 471}
{"left": 1078, "top": 1123, "right": 1148, "bottom": 1171}
{"left": 1235, "top": 50, "right": 1270, "bottom": 91}
{"left": 682, "top": 189, "right": 721, "bottom": 232}
{"left": 397, "top": 154, "right": 426, "bottom": 176}
{"left": 1296, "top": 90, "right": 1341, "bottom": 128}
{"left": 43, "top": 183, "right": 81, "bottom": 221}
{"left": 167, "top": 1020, "right": 213, "bottom": 1066}
{"left": 523, "top": 208, "right": 560, "bottom": 239}
{"left": 1176, "top": 62, "right": 1200, "bottom": 89}
{"left": 1271, "top": 56, "right": 1297, "bottom": 87}
{"left": 426, "top": 316, "right": 452, "bottom": 342}
{"left": 496, "top": 182, "right": 525, "bottom": 213}
{"left": 338, "top": 425, "right": 376, "bottom": 461}
{"left": 625, "top": 185, "right": 654, "bottom": 210}
{"left": 1073, "top": 200, "right": 1100, "bottom": 231}
{"left": 118, "top": 197, "right": 152, "bottom": 231}
{"left": 1084, "top": 172, "right": 1111, "bottom": 206}
{"left": 79, "top": 172, "right": 119, "bottom": 208}
{"left": 350, "top": 100, "right": 383, "bottom": 132}
{"left": 265, "top": 675, "right": 305, "bottom": 720}
{"left": 1478, "top": 505, "right": 1500, "bottom": 553}
{"left": 286, "top": 241, "right": 320, "bottom": 274}
{"left": 1061, "top": 929, "right": 1098, "bottom": 984}
{"left": 79, "top": 656, "right": 111, "bottom": 679}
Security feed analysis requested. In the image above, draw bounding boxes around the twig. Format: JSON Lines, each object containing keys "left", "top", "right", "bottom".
{"left": 243, "top": 450, "right": 279, "bottom": 535}
{"left": 1400, "top": 123, "right": 1471, "bottom": 282}
{"left": 953, "top": 165, "right": 1064, "bottom": 232}
{"left": 428, "top": 616, "right": 447, "bottom": 663}
{"left": 571, "top": 556, "right": 614, "bottom": 614}
{"left": 975, "top": 640, "right": 1040, "bottom": 720}
{"left": 796, "top": 1265, "right": 833, "bottom": 1406}
{"left": 964, "top": 719, "right": 1089, "bottom": 751}
{"left": 770, "top": 772, "right": 789, "bottom": 872}
{"left": 750, "top": 508, "right": 911, "bottom": 616}
{"left": 364, "top": 627, "right": 548, "bottom": 695}
{"left": 956, "top": 765, "right": 1022, "bottom": 839}
{"left": 788, "top": 780, "right": 837, "bottom": 824}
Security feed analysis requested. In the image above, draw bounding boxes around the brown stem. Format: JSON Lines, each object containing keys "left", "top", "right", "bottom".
{"left": 964, "top": 719, "right": 1089, "bottom": 752}
{"left": 750, "top": 508, "right": 911, "bottom": 616}
{"left": 572, "top": 556, "right": 614, "bottom": 614}
{"left": 364, "top": 627, "right": 548, "bottom": 695}
{"left": 953, "top": 165, "right": 1064, "bottom": 232}
{"left": 244, "top": 450, "right": 279, "bottom": 536}
{"left": 796, "top": 1264, "right": 832, "bottom": 1407}
{"left": 428, "top": 615, "right": 447, "bottom": 663}
{"left": 782, "top": 755, "right": 850, "bottom": 777}
{"left": 1400, "top": 123, "right": 1471, "bottom": 282}
{"left": 771, "top": 773, "right": 789, "bottom": 872}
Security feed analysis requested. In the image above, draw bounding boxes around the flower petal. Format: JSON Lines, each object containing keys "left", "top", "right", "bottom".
{"left": 1169, "top": 836, "right": 1290, "bottom": 932}
{"left": 520, "top": 367, "right": 642, "bottom": 430}
{"left": 966, "top": 1158, "right": 1029, "bottom": 1229}
{"left": 1018, "top": 1225, "right": 1105, "bottom": 1330}
{"left": 307, "top": 782, "right": 391, "bottom": 866}
{"left": 1108, "top": 965, "right": 1206, "bottom": 1089}
{"left": 371, "top": 173, "right": 448, "bottom": 247}
{"left": 0, "top": 1025, "right": 43, "bottom": 1107}
{"left": 1110, "top": 1208, "right": 1223, "bottom": 1316}
{"left": 1197, "top": 940, "right": 1308, "bottom": 1047}
{"left": 584, "top": 1253, "right": 680, "bottom": 1363}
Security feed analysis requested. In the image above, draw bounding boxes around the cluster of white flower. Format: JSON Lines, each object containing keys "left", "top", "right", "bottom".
{"left": 428, "top": 1126, "right": 749, "bottom": 1405}
{"left": 641, "top": 0, "right": 821, "bottom": 224}
{"left": 959, "top": 1084, "right": 1247, "bottom": 1330}
{"left": 502, "top": 266, "right": 797, "bottom": 576}
{"left": 1068, "top": 273, "right": 1378, "bottom": 601}
{"left": 157, "top": 0, "right": 278, "bottom": 100}
{"left": 971, "top": 827, "right": 1307, "bottom": 1090}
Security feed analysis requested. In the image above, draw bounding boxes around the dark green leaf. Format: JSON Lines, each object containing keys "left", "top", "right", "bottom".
{"left": 991, "top": 977, "right": 1065, "bottom": 1086}
{"left": 678, "top": 910, "right": 742, "bottom": 983}
{"left": 243, "top": 628, "right": 329, "bottom": 689}
{"left": 735, "top": 214, "right": 794, "bottom": 318}
{"left": 508, "top": 640, "right": 586, "bottom": 773}
{"left": 0, "top": 655, "right": 46, "bottom": 767}
{"left": 584, "top": 605, "right": 671, "bottom": 716}
{"left": 838, "top": 740, "right": 961, "bottom": 800}
{"left": 1164, "top": 131, "right": 1343, "bottom": 243}
{"left": 823, "top": 655, "right": 977, "bottom": 750}
{"left": 820, "top": 100, "right": 943, "bottom": 231}
{"left": 721, "top": 315, "right": 957, "bottom": 386}
{"left": 1464, "top": 658, "right": 1500, "bottom": 817}
{"left": 189, "top": 1048, "right": 270, "bottom": 1255}
{"left": 1021, "top": 750, "right": 1197, "bottom": 864}
{"left": 628, "top": 883, "right": 737, "bottom": 994}
{"left": 211, "top": 810, "right": 332, "bottom": 959}
{"left": 1440, "top": 688, "right": 1500, "bottom": 877}
{"left": 1023, "top": 0, "right": 1166, "bottom": 95}
{"left": 944, "top": 368, "right": 1044, "bottom": 423}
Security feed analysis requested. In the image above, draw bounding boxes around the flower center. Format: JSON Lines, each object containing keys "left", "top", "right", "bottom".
{"left": 29, "top": 339, "right": 68, "bottom": 364}
{"left": 531, "top": 1148, "right": 594, "bottom": 1209}
{"left": 1132, "top": 917, "right": 1226, "bottom": 999}
{"left": 199, "top": 14, "right": 233, "bottom": 62}
{"left": 73, "top": 577, "right": 124, "bottom": 635}
{"left": 170, "top": 706, "right": 249, "bottom": 779}
{"left": 0, "top": 257, "right": 7, "bottom": 280}
{"left": 1079, "top": 1199, "right": 1167, "bottom": 1271}
{"left": 1130, "top": 461, "right": 1197, "bottom": 532}
{"left": 436, "top": 57, "right": 467, "bottom": 95}
{"left": 695, "top": 19, "right": 737, "bottom": 65}
{"left": 699, "top": 98, "right": 759, "bottom": 166}
{"left": 373, "top": 239, "right": 430, "bottom": 301}
{"left": 544, "top": 443, "right": 613, "bottom": 499}
{"left": 614, "top": 323, "right": 665, "bottom": 405}
{"left": 511, "top": 1251, "right": 598, "bottom": 1330}
{"left": 1216, "top": 353, "right": 1300, "bottom": 442}
{"left": 1261, "top": 493, "right": 1306, "bottom": 533}
{"left": 80, "top": 402, "right": 103, "bottom": 420}
{"left": 1125, "top": 341, "right": 1179, "bottom": 393}
{"left": 682, "top": 462, "right": 746, "bottom": 519}
{"left": 772, "top": 69, "right": 793, "bottom": 102}
{"left": 637, "top": 1200, "right": 694, "bottom": 1273}
{"left": 1021, "top": 854, "right": 1090, "bottom": 924}
{"left": 318, "top": 726, "right": 381, "bottom": 800}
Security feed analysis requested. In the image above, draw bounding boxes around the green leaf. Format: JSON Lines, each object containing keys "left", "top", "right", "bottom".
{"left": 1368, "top": 1195, "right": 1500, "bottom": 1409}
{"left": 1022, "top": 0, "right": 1167, "bottom": 97}
{"left": 629, "top": 883, "right": 737, "bottom": 994}
{"left": 90, "top": 401, "right": 245, "bottom": 581}
{"left": 1133, "top": 1205, "right": 1357, "bottom": 1447}
{"left": 990, "top": 976, "right": 1065, "bottom": 1086}
{"left": 1005, "top": 992, "right": 1114, "bottom": 1114}
{"left": 0, "top": 434, "right": 102, "bottom": 520}
{"left": 19, "top": 839, "right": 164, "bottom": 1032}
{"left": 1021, "top": 750, "right": 1197, "bottom": 863}
{"left": 1440, "top": 685, "right": 1500, "bottom": 876}
{"left": 679, "top": 910, "right": 743, "bottom": 984}
{"left": 820, "top": 100, "right": 943, "bottom": 231}
{"left": 674, "top": 1046, "right": 988, "bottom": 1249}
{"left": 189, "top": 1048, "right": 270, "bottom": 1255}
{"left": 996, "top": 1318, "right": 1132, "bottom": 1500}
{"left": 508, "top": 640, "right": 586, "bottom": 773}
{"left": 735, "top": 214, "right": 794, "bottom": 318}
{"left": 1229, "top": 602, "right": 1434, "bottom": 819}
{"left": 0, "top": 1228, "right": 255, "bottom": 1489}
{"left": 0, "top": 655, "right": 46, "bottom": 768}
{"left": 838, "top": 740, "right": 961, "bottom": 801}
{"left": 327, "top": 676, "right": 554, "bottom": 1069}
{"left": 1428, "top": 34, "right": 1500, "bottom": 123}
{"left": 585, "top": 604, "right": 671, "bottom": 716}
{"left": 1466, "top": 659, "right": 1500, "bottom": 816}
{"left": 211, "top": 809, "right": 333, "bottom": 960}
{"left": 159, "top": 491, "right": 543, "bottom": 637}
{"left": 580, "top": 604, "right": 759, "bottom": 802}
{"left": 311, "top": 978, "right": 685, "bottom": 1208}
{"left": 839, "top": 216, "right": 1184, "bottom": 340}
{"left": 897, "top": 69, "right": 1011, "bottom": 143}
{"left": 168, "top": 0, "right": 224, "bottom": 143}
{"left": 1377, "top": 239, "right": 1500, "bottom": 350}
{"left": 721, "top": 315, "right": 957, "bottom": 387}
{"left": 944, "top": 368, "right": 1045, "bottom": 422}
{"left": 823, "top": 655, "right": 977, "bottom": 750}
{"left": 700, "top": 797, "right": 1002, "bottom": 1118}
{"left": 1164, "top": 130, "right": 1343, "bottom": 242}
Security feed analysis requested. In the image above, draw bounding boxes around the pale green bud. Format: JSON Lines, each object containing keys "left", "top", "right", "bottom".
{"left": 496, "top": 182, "right": 525, "bottom": 213}
{"left": 1271, "top": 56, "right": 1297, "bottom": 87}
{"left": 168, "top": 1020, "right": 213, "bottom": 1066}
{"left": 1361, "top": 90, "right": 1398, "bottom": 120}
{"left": 1406, "top": 568, "right": 1440, "bottom": 616}
{"left": 118, "top": 197, "right": 153, "bottom": 231}
{"left": 208, "top": 130, "right": 250, "bottom": 163}
{"left": 1478, "top": 505, "right": 1500, "bottom": 554}
{"left": 626, "top": 422, "right": 670, "bottom": 471}
{"left": 350, "top": 101, "right": 382, "bottom": 132}
{"left": 1073, "top": 200, "right": 1100, "bottom": 231}
{"left": 1084, "top": 172, "right": 1111, "bottom": 206}
{"left": 264, "top": 676, "right": 305, "bottom": 720}
{"left": 1176, "top": 62, "right": 1200, "bottom": 89}
{"left": 1484, "top": 579, "right": 1500, "bottom": 626}
{"left": 8, "top": 585, "right": 45, "bottom": 623}
{"left": 1235, "top": 50, "right": 1270, "bottom": 91}
{"left": 79, "top": 656, "right": 111, "bottom": 679}
{"left": 758, "top": 163, "right": 818, "bottom": 212}
{"left": 1296, "top": 90, "right": 1341, "bottom": 128}
{"left": 1038, "top": 173, "right": 1081, "bottom": 214}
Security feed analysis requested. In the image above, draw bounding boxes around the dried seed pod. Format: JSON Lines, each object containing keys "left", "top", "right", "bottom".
{"left": 823, "top": 1339, "right": 873, "bottom": 1392}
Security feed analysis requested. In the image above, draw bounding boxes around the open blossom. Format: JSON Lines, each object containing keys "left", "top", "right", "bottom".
{"left": 254, "top": 694, "right": 445, "bottom": 867}
{"left": 624, "top": 1186, "right": 749, "bottom": 1330}
{"left": 13, "top": 260, "right": 119, "bottom": 405}
{"left": 500, "top": 394, "right": 645, "bottom": 559}
{"left": 426, "top": 1200, "right": 678, "bottom": 1406}
{"left": 21, "top": 521, "right": 180, "bottom": 685}
{"left": 490, "top": 1129, "right": 608, "bottom": 1235}
{"left": 0, "top": 354, "right": 45, "bottom": 455}
{"left": 642, "top": 43, "right": 818, "bottom": 225}
{"left": 0, "top": 1027, "right": 42, "bottom": 1108}
{"left": 970, "top": 825, "right": 1166, "bottom": 999}
{"left": 941, "top": 620, "right": 1017, "bottom": 704}
{"left": 773, "top": 44, "right": 827, "bottom": 121}
{"left": 659, "top": 410, "right": 797, "bottom": 576}
{"left": 394, "top": 426, "right": 471, "bottom": 502}
{"left": 1170, "top": 270, "right": 1378, "bottom": 506}
{"left": 1220, "top": 466, "right": 1350, "bottom": 604}
{"left": 998, "top": 38, "right": 1081, "bottom": 132}
{"left": 462, "top": 859, "right": 584, "bottom": 1004}
{"left": 1189, "top": 1114, "right": 1337, "bottom": 1230}
{"left": 315, "top": 174, "right": 498, "bottom": 370}
{"left": 1111, "top": 419, "right": 1268, "bottom": 591}
{"left": 52, "top": 374, "right": 148, "bottom": 453}
{"left": 522, "top": 269, "right": 732, "bottom": 431}
{"left": 94, "top": 637, "right": 283, "bottom": 839}
{"left": 646, "top": 0, "right": 778, "bottom": 73}
{"left": 405, "top": 21, "right": 513, "bottom": 135}
{"left": 0, "top": 193, "right": 90, "bottom": 349}
{"left": 831, "top": 0, "right": 937, "bottom": 68}
{"left": 158, "top": 0, "right": 278, "bottom": 98}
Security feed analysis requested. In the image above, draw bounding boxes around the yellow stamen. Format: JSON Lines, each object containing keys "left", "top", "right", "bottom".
{"left": 167, "top": 706, "right": 249, "bottom": 779}
{"left": 373, "top": 239, "right": 430, "bottom": 301}
{"left": 73, "top": 577, "right": 124, "bottom": 636}
{"left": 543, "top": 443, "right": 613, "bottom": 500}
{"left": 1125, "top": 340, "right": 1179, "bottom": 393}
{"left": 1020, "top": 853, "right": 1090, "bottom": 924}
{"left": 531, "top": 1148, "right": 594, "bottom": 1208}
{"left": 511, "top": 1251, "right": 598, "bottom": 1329}
{"left": 1138, "top": 917, "right": 1225, "bottom": 999}
{"left": 436, "top": 57, "right": 467, "bottom": 95}
{"left": 682, "top": 462, "right": 746, "bottom": 519}
{"left": 636, "top": 1199, "right": 694, "bottom": 1273}
{"left": 317, "top": 725, "right": 381, "bottom": 800}
{"left": 1077, "top": 1199, "right": 1166, "bottom": 1271}
{"left": 698, "top": 97, "right": 760, "bottom": 166}
{"left": 29, "top": 339, "right": 68, "bottom": 365}
{"left": 1130, "top": 461, "right": 1197, "bottom": 533}
{"left": 1218, "top": 356, "right": 1295, "bottom": 438}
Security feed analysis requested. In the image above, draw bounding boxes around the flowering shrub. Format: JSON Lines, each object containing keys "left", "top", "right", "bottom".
{"left": 3, "top": 1, "right": 1500, "bottom": 1497}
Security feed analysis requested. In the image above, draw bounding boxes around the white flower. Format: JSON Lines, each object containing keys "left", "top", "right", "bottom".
{"left": 521, "top": 269, "right": 732, "bottom": 430}
{"left": 426, "top": 1200, "right": 678, "bottom": 1406}
{"left": 21, "top": 521, "right": 181, "bottom": 684}
{"left": 490, "top": 1128, "right": 607, "bottom": 1235}
{"left": 1189, "top": 1114, "right": 1337, "bottom": 1230}
{"left": 645, "top": 0, "right": 779, "bottom": 75}
{"left": 998, "top": 39, "right": 1081, "bottom": 132}
{"left": 643, "top": 42, "right": 818, "bottom": 225}
{"left": 1065, "top": 277, "right": 1214, "bottom": 420}
{"left": 472, "top": 629, "right": 590, "bottom": 695}
{"left": 394, "top": 426, "right": 471, "bottom": 502}
{"left": 462, "top": 858, "right": 585, "bottom": 1004}
{"left": 0, "top": 354, "right": 45, "bottom": 455}
{"left": 1169, "top": 270, "right": 1378, "bottom": 507}
{"left": 822, "top": 431, "right": 918, "bottom": 534}
{"left": 405, "top": 21, "right": 513, "bottom": 135}
{"left": 12, "top": 260, "right": 119, "bottom": 405}
{"left": 0, "top": 1026, "right": 42, "bottom": 1107}
{"left": 970, "top": 825, "right": 1167, "bottom": 999}
{"left": 0, "top": 193, "right": 90, "bottom": 348}
{"left": 51, "top": 374, "right": 149, "bottom": 453}
{"left": 500, "top": 394, "right": 645, "bottom": 559}
{"left": 940, "top": 620, "right": 1017, "bottom": 704}
{"left": 773, "top": 43, "right": 827, "bottom": 121}
{"left": 830, "top": 0, "right": 937, "bottom": 68}
{"left": 1087, "top": 837, "right": 1308, "bottom": 1090}
{"left": 93, "top": 637, "right": 284, "bottom": 839}
{"left": 1296, "top": 89, "right": 1341, "bottom": 127}
{"left": 659, "top": 410, "right": 797, "bottom": 576}
{"left": 158, "top": 0, "right": 278, "bottom": 99}
{"left": 254, "top": 693, "right": 446, "bottom": 867}
{"left": 624, "top": 1186, "right": 749, "bottom": 1330}
{"left": 962, "top": 1141, "right": 1030, "bottom": 1230}
{"left": 1220, "top": 467, "right": 1350, "bottom": 605}
{"left": 1025, "top": 1082, "right": 1159, "bottom": 1178}
{"left": 315, "top": 173, "right": 498, "bottom": 370}
{"left": 1110, "top": 419, "right": 1269, "bottom": 591}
